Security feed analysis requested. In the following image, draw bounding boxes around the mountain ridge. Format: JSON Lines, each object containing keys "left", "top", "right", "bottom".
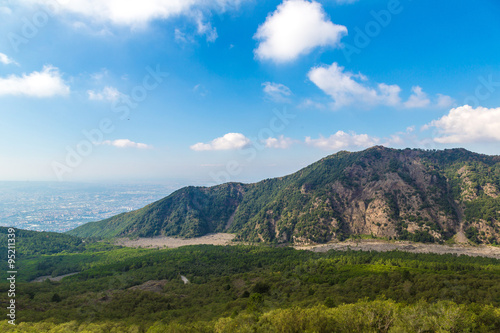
{"left": 68, "top": 146, "right": 500, "bottom": 245}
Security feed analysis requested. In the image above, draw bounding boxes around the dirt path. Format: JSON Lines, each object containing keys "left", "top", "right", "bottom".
{"left": 31, "top": 272, "right": 79, "bottom": 283}
{"left": 113, "top": 233, "right": 236, "bottom": 248}
{"left": 113, "top": 233, "right": 500, "bottom": 259}
{"left": 295, "top": 239, "right": 500, "bottom": 259}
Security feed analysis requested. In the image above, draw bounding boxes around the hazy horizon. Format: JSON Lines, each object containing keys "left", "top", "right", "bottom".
{"left": 1, "top": 0, "right": 499, "bottom": 183}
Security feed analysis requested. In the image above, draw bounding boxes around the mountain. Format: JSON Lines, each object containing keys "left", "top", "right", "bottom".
{"left": 68, "top": 146, "right": 500, "bottom": 245}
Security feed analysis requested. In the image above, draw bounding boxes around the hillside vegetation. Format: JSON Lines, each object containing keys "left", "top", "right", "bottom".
{"left": 68, "top": 146, "right": 500, "bottom": 245}
{"left": 2, "top": 238, "right": 500, "bottom": 332}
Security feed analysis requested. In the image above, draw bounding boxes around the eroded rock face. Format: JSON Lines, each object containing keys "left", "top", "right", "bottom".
{"left": 457, "top": 166, "right": 479, "bottom": 201}
{"left": 242, "top": 147, "right": 499, "bottom": 245}
{"left": 484, "top": 183, "right": 499, "bottom": 198}
{"left": 310, "top": 164, "right": 454, "bottom": 242}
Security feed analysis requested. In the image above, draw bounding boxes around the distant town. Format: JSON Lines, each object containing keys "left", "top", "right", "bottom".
{"left": 0, "top": 182, "right": 178, "bottom": 233}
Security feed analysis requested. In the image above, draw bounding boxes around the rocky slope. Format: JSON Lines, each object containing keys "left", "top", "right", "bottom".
{"left": 68, "top": 146, "right": 500, "bottom": 245}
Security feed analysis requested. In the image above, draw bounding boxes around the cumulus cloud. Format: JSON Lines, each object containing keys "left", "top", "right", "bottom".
{"left": 426, "top": 105, "right": 500, "bottom": 143}
{"left": 87, "top": 86, "right": 122, "bottom": 101}
{"left": 101, "top": 139, "right": 152, "bottom": 149}
{"left": 254, "top": 0, "right": 347, "bottom": 62}
{"left": 436, "top": 94, "right": 455, "bottom": 109}
{"left": 305, "top": 131, "right": 379, "bottom": 150}
{"left": 308, "top": 62, "right": 401, "bottom": 108}
{"left": 262, "top": 82, "right": 292, "bottom": 103}
{"left": 0, "top": 65, "right": 70, "bottom": 97}
{"left": 308, "top": 63, "right": 455, "bottom": 110}
{"left": 304, "top": 126, "right": 428, "bottom": 151}
{"left": 264, "top": 135, "right": 295, "bottom": 149}
{"left": 18, "top": 0, "right": 245, "bottom": 28}
{"left": 0, "top": 53, "right": 17, "bottom": 65}
{"left": 190, "top": 133, "right": 251, "bottom": 151}
{"left": 404, "top": 86, "right": 430, "bottom": 108}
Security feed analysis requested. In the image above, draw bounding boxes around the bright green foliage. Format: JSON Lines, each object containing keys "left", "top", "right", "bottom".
{"left": 1, "top": 299, "right": 499, "bottom": 332}
{"left": 2, "top": 241, "right": 500, "bottom": 331}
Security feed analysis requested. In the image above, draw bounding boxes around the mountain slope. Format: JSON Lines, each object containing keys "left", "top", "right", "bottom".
{"left": 68, "top": 146, "right": 500, "bottom": 245}
{"left": 68, "top": 182, "right": 246, "bottom": 238}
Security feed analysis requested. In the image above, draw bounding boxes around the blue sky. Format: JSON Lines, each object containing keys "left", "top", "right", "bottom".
{"left": 0, "top": 0, "right": 500, "bottom": 184}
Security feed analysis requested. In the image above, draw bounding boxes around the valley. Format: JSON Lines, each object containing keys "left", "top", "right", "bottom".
{"left": 2, "top": 146, "right": 500, "bottom": 332}
{"left": 111, "top": 232, "right": 500, "bottom": 259}
{"left": 113, "top": 233, "right": 236, "bottom": 249}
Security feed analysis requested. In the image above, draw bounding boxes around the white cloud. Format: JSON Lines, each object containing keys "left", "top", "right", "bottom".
{"left": 90, "top": 69, "right": 110, "bottom": 82}
{"left": 193, "top": 10, "right": 218, "bottom": 42}
{"left": 436, "top": 94, "right": 455, "bottom": 108}
{"left": 381, "top": 126, "right": 418, "bottom": 147}
{"left": 173, "top": 11, "right": 217, "bottom": 44}
{"left": 190, "top": 133, "right": 251, "bottom": 151}
{"left": 18, "top": 0, "right": 245, "bottom": 28}
{"left": 299, "top": 98, "right": 326, "bottom": 109}
{"left": 174, "top": 28, "right": 193, "bottom": 43}
{"left": 404, "top": 86, "right": 430, "bottom": 108}
{"left": 305, "top": 131, "right": 379, "bottom": 150}
{"left": 304, "top": 126, "right": 427, "bottom": 151}
{"left": 87, "top": 86, "right": 122, "bottom": 101}
{"left": 308, "top": 63, "right": 454, "bottom": 110}
{"left": 377, "top": 83, "right": 402, "bottom": 106}
{"left": 264, "top": 135, "right": 295, "bottom": 149}
{"left": 0, "top": 53, "right": 17, "bottom": 65}
{"left": 101, "top": 139, "right": 152, "bottom": 149}
{"left": 426, "top": 105, "right": 500, "bottom": 143}
{"left": 0, "top": 65, "right": 70, "bottom": 97}
{"left": 308, "top": 62, "right": 401, "bottom": 108}
{"left": 254, "top": 0, "right": 347, "bottom": 62}
{"left": 262, "top": 82, "right": 292, "bottom": 103}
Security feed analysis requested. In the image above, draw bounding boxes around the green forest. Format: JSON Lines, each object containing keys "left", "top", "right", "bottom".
{"left": 1, "top": 228, "right": 500, "bottom": 332}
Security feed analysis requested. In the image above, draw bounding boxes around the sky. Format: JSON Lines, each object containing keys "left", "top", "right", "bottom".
{"left": 0, "top": 0, "right": 500, "bottom": 185}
